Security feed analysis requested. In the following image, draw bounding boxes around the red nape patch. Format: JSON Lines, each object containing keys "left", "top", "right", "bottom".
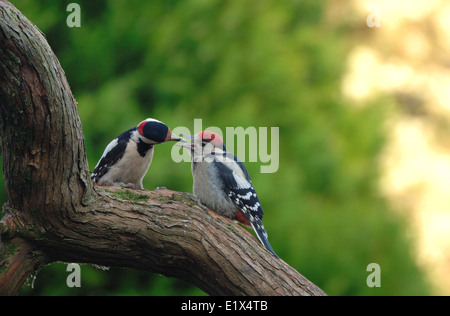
{"left": 234, "top": 209, "right": 250, "bottom": 226}
{"left": 138, "top": 120, "right": 147, "bottom": 137}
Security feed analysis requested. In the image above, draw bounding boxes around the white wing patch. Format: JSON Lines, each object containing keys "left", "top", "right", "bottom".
{"left": 94, "top": 138, "right": 118, "bottom": 169}
{"left": 215, "top": 152, "right": 252, "bottom": 189}
{"left": 232, "top": 171, "right": 252, "bottom": 189}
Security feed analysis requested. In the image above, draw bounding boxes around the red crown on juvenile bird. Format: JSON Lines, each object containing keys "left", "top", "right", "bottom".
{"left": 199, "top": 131, "right": 223, "bottom": 147}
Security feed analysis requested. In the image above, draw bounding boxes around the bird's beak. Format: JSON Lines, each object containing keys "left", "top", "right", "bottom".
{"left": 180, "top": 133, "right": 195, "bottom": 141}
{"left": 167, "top": 133, "right": 185, "bottom": 142}
{"left": 176, "top": 143, "right": 194, "bottom": 149}
{"left": 176, "top": 133, "right": 194, "bottom": 151}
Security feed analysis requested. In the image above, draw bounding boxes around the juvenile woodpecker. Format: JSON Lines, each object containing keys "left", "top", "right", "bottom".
{"left": 183, "top": 131, "right": 279, "bottom": 258}
{"left": 91, "top": 118, "right": 181, "bottom": 190}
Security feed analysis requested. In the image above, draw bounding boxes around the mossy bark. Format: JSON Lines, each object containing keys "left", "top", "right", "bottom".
{"left": 0, "top": 237, "right": 47, "bottom": 295}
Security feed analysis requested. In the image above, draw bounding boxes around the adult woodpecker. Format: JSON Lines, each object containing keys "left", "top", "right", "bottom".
{"left": 182, "top": 131, "right": 279, "bottom": 258}
{"left": 91, "top": 118, "right": 181, "bottom": 190}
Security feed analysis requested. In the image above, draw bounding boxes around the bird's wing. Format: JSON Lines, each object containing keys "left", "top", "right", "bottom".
{"left": 211, "top": 153, "right": 264, "bottom": 220}
{"left": 91, "top": 128, "right": 134, "bottom": 182}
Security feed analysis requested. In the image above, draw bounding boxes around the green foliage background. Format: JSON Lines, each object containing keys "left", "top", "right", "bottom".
{"left": 1, "top": 0, "right": 430, "bottom": 295}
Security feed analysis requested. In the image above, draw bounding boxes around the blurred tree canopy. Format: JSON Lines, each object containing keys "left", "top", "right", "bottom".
{"left": 1, "top": 0, "right": 430, "bottom": 295}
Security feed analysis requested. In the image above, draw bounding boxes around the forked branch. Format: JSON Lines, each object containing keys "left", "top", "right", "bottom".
{"left": 0, "top": 0, "right": 326, "bottom": 296}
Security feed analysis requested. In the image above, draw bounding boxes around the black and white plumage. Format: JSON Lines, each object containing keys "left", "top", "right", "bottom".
{"left": 91, "top": 118, "right": 181, "bottom": 190}
{"left": 183, "top": 131, "right": 278, "bottom": 258}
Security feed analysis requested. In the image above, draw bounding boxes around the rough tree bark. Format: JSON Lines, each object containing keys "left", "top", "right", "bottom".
{"left": 0, "top": 0, "right": 326, "bottom": 296}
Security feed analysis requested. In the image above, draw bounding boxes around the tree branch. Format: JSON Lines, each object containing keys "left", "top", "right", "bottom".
{"left": 0, "top": 0, "right": 326, "bottom": 296}
{"left": 0, "top": 237, "right": 47, "bottom": 296}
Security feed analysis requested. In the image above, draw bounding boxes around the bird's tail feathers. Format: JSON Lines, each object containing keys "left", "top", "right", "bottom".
{"left": 250, "top": 221, "right": 279, "bottom": 259}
